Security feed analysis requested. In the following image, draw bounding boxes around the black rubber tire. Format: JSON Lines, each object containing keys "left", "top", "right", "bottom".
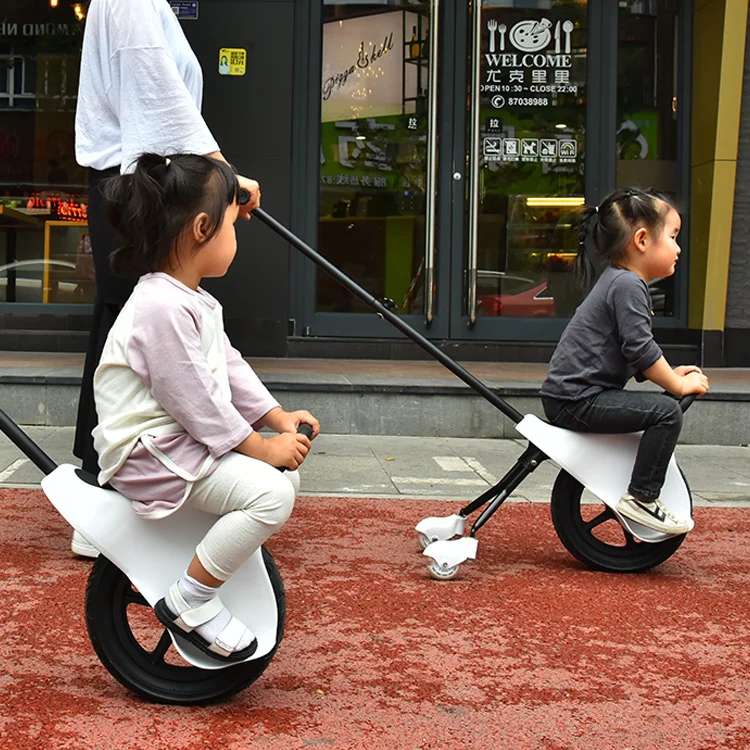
{"left": 550, "top": 469, "right": 689, "bottom": 573}
{"left": 84, "top": 547, "right": 285, "bottom": 705}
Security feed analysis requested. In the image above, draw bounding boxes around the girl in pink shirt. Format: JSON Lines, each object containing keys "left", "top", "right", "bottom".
{"left": 93, "top": 152, "right": 320, "bottom": 663}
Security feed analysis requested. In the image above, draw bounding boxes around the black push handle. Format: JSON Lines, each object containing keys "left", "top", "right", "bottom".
{"left": 0, "top": 407, "right": 56, "bottom": 476}
{"left": 276, "top": 422, "right": 314, "bottom": 472}
{"left": 679, "top": 394, "right": 698, "bottom": 413}
{"left": 252, "top": 207, "right": 525, "bottom": 425}
{"left": 297, "top": 422, "right": 314, "bottom": 439}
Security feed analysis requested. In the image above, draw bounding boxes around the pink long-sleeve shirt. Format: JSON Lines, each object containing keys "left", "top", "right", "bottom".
{"left": 92, "top": 273, "right": 280, "bottom": 518}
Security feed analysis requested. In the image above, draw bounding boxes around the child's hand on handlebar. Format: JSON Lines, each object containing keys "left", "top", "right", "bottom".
{"left": 681, "top": 370, "right": 709, "bottom": 396}
{"left": 674, "top": 365, "right": 703, "bottom": 377}
{"left": 266, "top": 408, "right": 320, "bottom": 439}
{"left": 263, "top": 432, "right": 311, "bottom": 470}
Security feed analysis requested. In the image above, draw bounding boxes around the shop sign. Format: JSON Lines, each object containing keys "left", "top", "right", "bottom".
{"left": 481, "top": 14, "right": 583, "bottom": 168}
{"left": 170, "top": 2, "right": 199, "bottom": 20}
{"left": 482, "top": 18, "right": 579, "bottom": 104}
{"left": 321, "top": 11, "right": 405, "bottom": 122}
{"left": 0, "top": 22, "right": 76, "bottom": 37}
{"left": 219, "top": 48, "right": 246, "bottom": 76}
{"left": 27, "top": 194, "right": 88, "bottom": 222}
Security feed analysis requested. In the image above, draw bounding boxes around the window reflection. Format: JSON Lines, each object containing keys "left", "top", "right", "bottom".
{"left": 471, "top": 1, "right": 587, "bottom": 319}
{"left": 0, "top": 3, "right": 90, "bottom": 306}
{"left": 318, "top": 2, "right": 434, "bottom": 315}
{"left": 617, "top": 0, "right": 680, "bottom": 317}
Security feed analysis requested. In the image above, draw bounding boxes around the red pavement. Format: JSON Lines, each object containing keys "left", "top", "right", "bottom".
{"left": 2, "top": 489, "right": 750, "bottom": 750}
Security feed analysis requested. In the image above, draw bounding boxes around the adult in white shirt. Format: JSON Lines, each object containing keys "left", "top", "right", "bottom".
{"left": 72, "top": 0, "right": 260, "bottom": 558}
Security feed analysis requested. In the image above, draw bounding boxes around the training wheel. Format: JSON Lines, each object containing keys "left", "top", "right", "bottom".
{"left": 417, "top": 532, "right": 433, "bottom": 550}
{"left": 426, "top": 559, "right": 461, "bottom": 580}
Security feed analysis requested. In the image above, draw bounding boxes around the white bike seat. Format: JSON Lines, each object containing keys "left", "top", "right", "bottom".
{"left": 516, "top": 415, "right": 694, "bottom": 542}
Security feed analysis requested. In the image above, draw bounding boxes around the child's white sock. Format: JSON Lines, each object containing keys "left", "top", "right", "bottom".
{"left": 167, "top": 573, "right": 238, "bottom": 647}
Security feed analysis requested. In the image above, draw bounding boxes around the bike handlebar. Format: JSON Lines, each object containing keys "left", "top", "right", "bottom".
{"left": 276, "top": 423, "right": 314, "bottom": 472}
{"left": 297, "top": 423, "right": 314, "bottom": 439}
{"left": 678, "top": 394, "right": 698, "bottom": 413}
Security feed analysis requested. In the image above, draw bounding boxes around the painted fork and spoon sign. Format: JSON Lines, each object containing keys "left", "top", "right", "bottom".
{"left": 487, "top": 18, "right": 574, "bottom": 54}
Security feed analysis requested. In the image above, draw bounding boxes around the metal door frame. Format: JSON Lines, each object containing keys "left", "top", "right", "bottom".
{"left": 288, "top": 0, "right": 459, "bottom": 340}
{"left": 448, "top": 0, "right": 613, "bottom": 341}
{"left": 448, "top": 0, "right": 693, "bottom": 341}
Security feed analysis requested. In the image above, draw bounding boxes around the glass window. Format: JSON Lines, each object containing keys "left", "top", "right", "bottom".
{"left": 0, "top": 2, "right": 92, "bottom": 306}
{"left": 471, "top": 1, "right": 587, "bottom": 318}
{"left": 318, "top": 2, "right": 435, "bottom": 315}
{"left": 617, "top": 0, "right": 680, "bottom": 317}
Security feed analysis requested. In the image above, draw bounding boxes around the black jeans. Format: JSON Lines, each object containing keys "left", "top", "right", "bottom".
{"left": 73, "top": 167, "right": 136, "bottom": 474}
{"left": 542, "top": 390, "right": 683, "bottom": 501}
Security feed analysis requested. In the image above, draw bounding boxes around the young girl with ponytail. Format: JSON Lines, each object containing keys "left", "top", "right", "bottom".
{"left": 540, "top": 188, "right": 709, "bottom": 535}
{"left": 93, "top": 153, "right": 319, "bottom": 662}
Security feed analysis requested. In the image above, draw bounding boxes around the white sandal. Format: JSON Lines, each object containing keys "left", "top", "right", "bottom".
{"left": 154, "top": 582, "right": 258, "bottom": 663}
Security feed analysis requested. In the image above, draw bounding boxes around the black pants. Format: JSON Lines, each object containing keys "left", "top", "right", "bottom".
{"left": 73, "top": 167, "right": 136, "bottom": 474}
{"left": 542, "top": 390, "right": 683, "bottom": 501}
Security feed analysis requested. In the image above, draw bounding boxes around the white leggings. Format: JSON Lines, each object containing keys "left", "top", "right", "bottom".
{"left": 185, "top": 452, "right": 298, "bottom": 581}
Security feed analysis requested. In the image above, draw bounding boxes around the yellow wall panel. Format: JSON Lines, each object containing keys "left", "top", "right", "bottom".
{"left": 692, "top": 0, "right": 725, "bottom": 167}
{"left": 690, "top": 0, "right": 749, "bottom": 332}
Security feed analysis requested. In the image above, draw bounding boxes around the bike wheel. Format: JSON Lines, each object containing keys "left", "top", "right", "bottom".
{"left": 550, "top": 469, "right": 688, "bottom": 573}
{"left": 84, "top": 547, "right": 285, "bottom": 705}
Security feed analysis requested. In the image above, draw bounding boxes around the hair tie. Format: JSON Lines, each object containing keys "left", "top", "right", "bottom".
{"left": 164, "top": 158, "right": 171, "bottom": 167}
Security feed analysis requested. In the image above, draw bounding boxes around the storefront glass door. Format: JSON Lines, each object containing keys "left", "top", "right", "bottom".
{"left": 316, "top": 1, "right": 441, "bottom": 330}
{"left": 460, "top": 0, "right": 588, "bottom": 333}
{"left": 302, "top": 0, "right": 689, "bottom": 342}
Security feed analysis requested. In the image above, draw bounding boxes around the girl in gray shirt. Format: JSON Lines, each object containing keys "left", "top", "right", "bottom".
{"left": 541, "top": 188, "right": 708, "bottom": 535}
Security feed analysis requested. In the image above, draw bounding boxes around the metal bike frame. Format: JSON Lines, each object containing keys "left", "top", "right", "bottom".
{"left": 254, "top": 208, "right": 548, "bottom": 536}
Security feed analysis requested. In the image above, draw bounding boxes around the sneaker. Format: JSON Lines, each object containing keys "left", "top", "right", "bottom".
{"left": 71, "top": 529, "right": 99, "bottom": 559}
{"left": 615, "top": 494, "right": 690, "bottom": 535}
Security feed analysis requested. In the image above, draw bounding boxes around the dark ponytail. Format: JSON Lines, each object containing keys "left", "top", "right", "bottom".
{"left": 573, "top": 187, "right": 677, "bottom": 292}
{"left": 573, "top": 205, "right": 599, "bottom": 292}
{"left": 103, "top": 153, "right": 239, "bottom": 279}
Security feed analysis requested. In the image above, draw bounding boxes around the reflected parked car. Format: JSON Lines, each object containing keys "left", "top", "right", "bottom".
{"left": 0, "top": 259, "right": 83, "bottom": 303}
{"left": 477, "top": 271, "right": 554, "bottom": 317}
{"left": 477, "top": 270, "right": 672, "bottom": 318}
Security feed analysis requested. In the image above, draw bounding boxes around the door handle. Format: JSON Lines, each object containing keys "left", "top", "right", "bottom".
{"left": 466, "top": 0, "right": 483, "bottom": 326}
{"left": 424, "top": 0, "right": 439, "bottom": 326}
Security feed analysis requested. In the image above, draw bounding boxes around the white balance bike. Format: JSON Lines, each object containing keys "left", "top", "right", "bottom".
{"left": 0, "top": 408, "right": 312, "bottom": 705}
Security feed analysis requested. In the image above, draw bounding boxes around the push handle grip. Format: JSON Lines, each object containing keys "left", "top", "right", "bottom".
{"left": 276, "top": 422, "right": 314, "bottom": 472}
{"left": 679, "top": 394, "right": 698, "bottom": 413}
{"left": 297, "top": 423, "right": 314, "bottom": 439}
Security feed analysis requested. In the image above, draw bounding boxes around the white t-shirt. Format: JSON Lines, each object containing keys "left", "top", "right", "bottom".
{"left": 75, "top": 0, "right": 220, "bottom": 172}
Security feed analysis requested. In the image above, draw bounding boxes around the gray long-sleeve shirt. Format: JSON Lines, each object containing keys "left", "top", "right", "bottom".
{"left": 540, "top": 265, "right": 662, "bottom": 401}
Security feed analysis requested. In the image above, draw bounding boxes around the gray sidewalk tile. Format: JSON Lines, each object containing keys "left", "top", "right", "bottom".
{"left": 0, "top": 428, "right": 747, "bottom": 507}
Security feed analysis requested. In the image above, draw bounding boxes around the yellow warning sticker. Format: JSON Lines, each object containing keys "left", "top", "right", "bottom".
{"left": 219, "top": 48, "right": 246, "bottom": 76}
